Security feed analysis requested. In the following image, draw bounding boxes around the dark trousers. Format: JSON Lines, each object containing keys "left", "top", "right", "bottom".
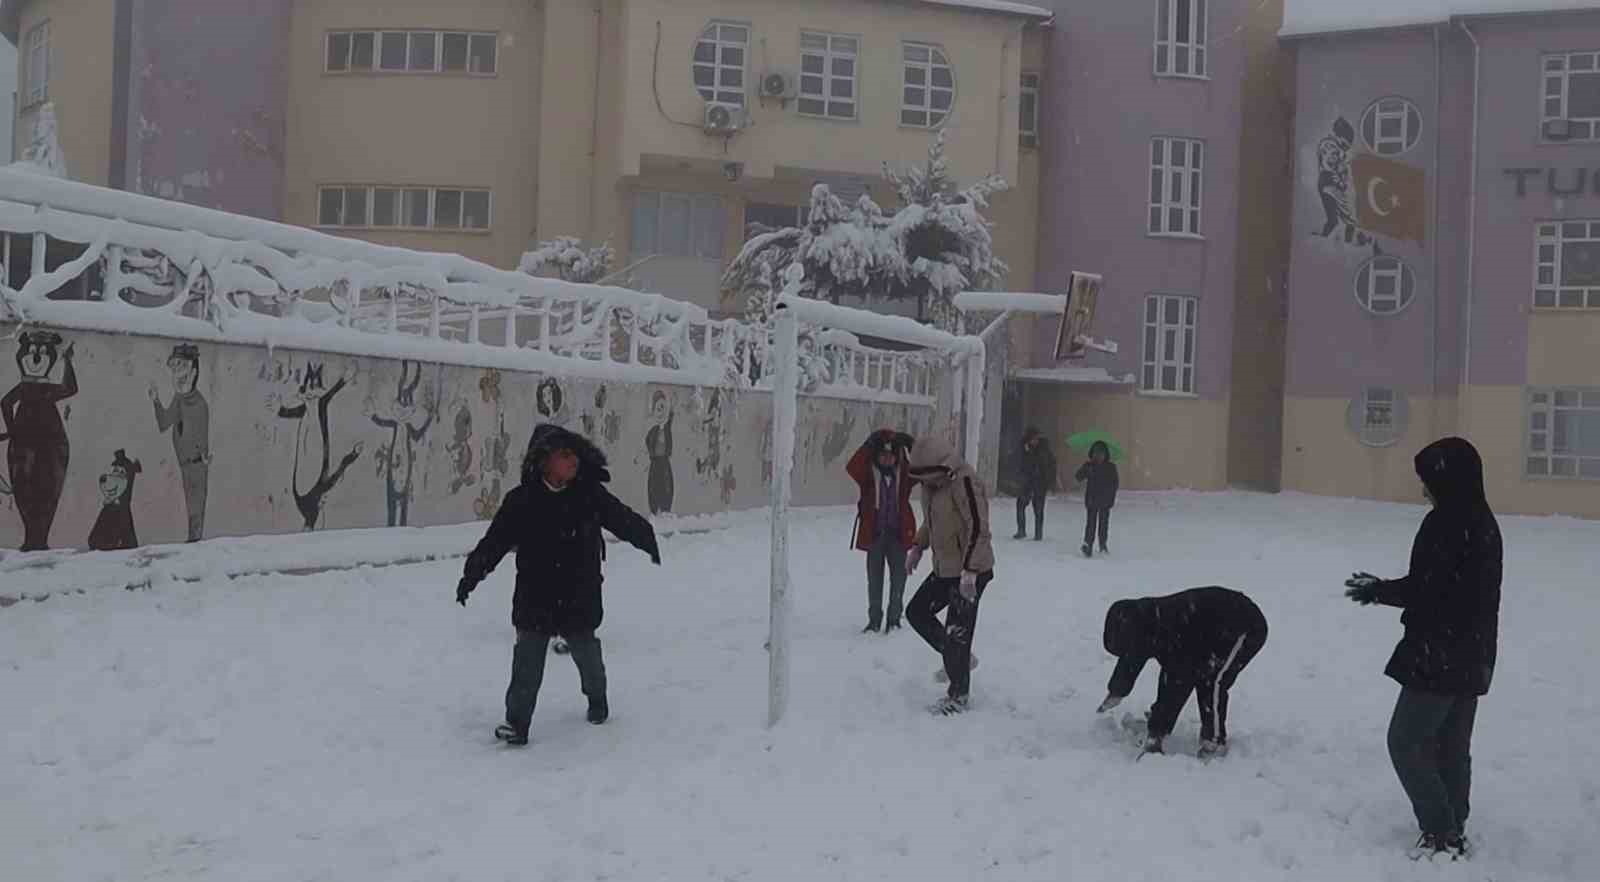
{"left": 865, "top": 531, "right": 908, "bottom": 628}
{"left": 1387, "top": 688, "right": 1478, "bottom": 837}
{"left": 1083, "top": 506, "right": 1111, "bottom": 548}
{"left": 907, "top": 571, "right": 993, "bottom": 698}
{"left": 1015, "top": 492, "right": 1045, "bottom": 538}
{"left": 1148, "top": 624, "right": 1267, "bottom": 742}
{"left": 505, "top": 628, "right": 607, "bottom": 732}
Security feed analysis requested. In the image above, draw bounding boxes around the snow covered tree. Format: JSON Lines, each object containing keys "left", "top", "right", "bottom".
{"left": 12, "top": 102, "right": 68, "bottom": 179}
{"left": 882, "top": 130, "right": 1009, "bottom": 331}
{"left": 518, "top": 237, "right": 617, "bottom": 284}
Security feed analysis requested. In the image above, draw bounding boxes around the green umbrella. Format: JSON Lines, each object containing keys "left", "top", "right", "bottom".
{"left": 1066, "top": 430, "right": 1124, "bottom": 463}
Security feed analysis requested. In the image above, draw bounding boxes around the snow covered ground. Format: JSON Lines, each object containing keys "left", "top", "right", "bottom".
{"left": 3, "top": 490, "right": 1598, "bottom": 881}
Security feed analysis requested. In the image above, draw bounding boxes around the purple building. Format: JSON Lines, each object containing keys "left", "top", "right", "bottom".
{"left": 1282, "top": 2, "right": 1600, "bottom": 517}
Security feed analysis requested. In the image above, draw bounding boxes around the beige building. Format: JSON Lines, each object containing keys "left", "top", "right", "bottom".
{"left": 5, "top": 0, "right": 1047, "bottom": 319}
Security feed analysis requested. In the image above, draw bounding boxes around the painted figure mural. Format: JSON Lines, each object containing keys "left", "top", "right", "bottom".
{"left": 371, "top": 360, "right": 435, "bottom": 528}
{"left": 536, "top": 377, "right": 564, "bottom": 421}
{"left": 271, "top": 362, "right": 363, "bottom": 531}
{"left": 1314, "top": 117, "right": 1377, "bottom": 253}
{"left": 446, "top": 401, "right": 476, "bottom": 494}
{"left": 88, "top": 449, "right": 142, "bottom": 551}
{"left": 695, "top": 388, "right": 724, "bottom": 478}
{"left": 150, "top": 343, "right": 210, "bottom": 542}
{"left": 646, "top": 390, "right": 674, "bottom": 515}
{"left": 1, "top": 332, "right": 78, "bottom": 551}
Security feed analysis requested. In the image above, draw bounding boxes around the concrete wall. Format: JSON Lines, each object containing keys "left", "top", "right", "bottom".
{"left": 13, "top": 0, "right": 115, "bottom": 183}
{"left": 0, "top": 322, "right": 937, "bottom": 552}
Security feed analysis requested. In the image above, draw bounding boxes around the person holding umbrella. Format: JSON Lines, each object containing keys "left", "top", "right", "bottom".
{"left": 1070, "top": 432, "right": 1121, "bottom": 558}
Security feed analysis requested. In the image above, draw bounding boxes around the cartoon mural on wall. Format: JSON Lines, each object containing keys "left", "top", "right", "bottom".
{"left": 1, "top": 332, "right": 78, "bottom": 550}
{"left": 150, "top": 343, "right": 210, "bottom": 542}
{"left": 536, "top": 377, "right": 565, "bottom": 422}
{"left": 88, "top": 449, "right": 142, "bottom": 551}
{"left": 370, "top": 361, "right": 436, "bottom": 527}
{"left": 1310, "top": 109, "right": 1428, "bottom": 255}
{"left": 820, "top": 408, "right": 858, "bottom": 465}
{"left": 646, "top": 390, "right": 674, "bottom": 514}
{"left": 695, "top": 388, "right": 725, "bottom": 479}
{"left": 446, "top": 401, "right": 475, "bottom": 494}
{"left": 270, "top": 362, "right": 364, "bottom": 531}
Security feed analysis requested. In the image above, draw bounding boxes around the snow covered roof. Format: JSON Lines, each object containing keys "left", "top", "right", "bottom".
{"left": 1281, "top": 0, "right": 1600, "bottom": 39}
{"left": 1011, "top": 366, "right": 1135, "bottom": 385}
{"left": 910, "top": 0, "right": 1054, "bottom": 20}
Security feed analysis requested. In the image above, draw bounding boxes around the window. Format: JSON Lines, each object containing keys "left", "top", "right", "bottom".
{"left": 1542, "top": 51, "right": 1600, "bottom": 142}
{"left": 325, "top": 30, "right": 497, "bottom": 75}
{"left": 24, "top": 21, "right": 50, "bottom": 106}
{"left": 1149, "top": 137, "right": 1204, "bottom": 237}
{"left": 744, "top": 203, "right": 808, "bottom": 240}
{"left": 1527, "top": 389, "right": 1600, "bottom": 479}
{"left": 799, "top": 32, "right": 858, "bottom": 120}
{"left": 1155, "top": 0, "right": 1206, "bottom": 78}
{"left": 1347, "top": 387, "right": 1408, "bottom": 447}
{"left": 1534, "top": 220, "right": 1600, "bottom": 308}
{"left": 1359, "top": 98, "right": 1423, "bottom": 156}
{"left": 1141, "top": 294, "right": 1198, "bottom": 394}
{"left": 694, "top": 22, "right": 748, "bottom": 108}
{"left": 901, "top": 42, "right": 954, "bottom": 128}
{"left": 633, "top": 192, "right": 725, "bottom": 259}
{"left": 317, "top": 185, "right": 490, "bottom": 230}
{"left": 1355, "top": 255, "right": 1417, "bottom": 315}
{"left": 1020, "top": 72, "right": 1041, "bottom": 148}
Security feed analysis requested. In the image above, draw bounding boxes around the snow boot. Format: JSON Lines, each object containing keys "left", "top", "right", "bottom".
{"left": 862, "top": 622, "right": 881, "bottom": 634}
{"left": 1099, "top": 543, "right": 1109, "bottom": 556}
{"left": 1013, "top": 531, "right": 1027, "bottom": 540}
{"left": 934, "top": 653, "right": 979, "bottom": 683}
{"left": 1082, "top": 543, "right": 1093, "bottom": 558}
{"left": 1408, "top": 832, "right": 1466, "bottom": 861}
{"left": 494, "top": 722, "right": 529, "bottom": 746}
{"left": 552, "top": 638, "right": 570, "bottom": 656}
{"left": 884, "top": 620, "right": 902, "bottom": 633}
{"left": 931, "top": 694, "right": 969, "bottom": 716}
{"left": 1198, "top": 739, "right": 1228, "bottom": 760}
{"left": 587, "top": 696, "right": 609, "bottom": 725}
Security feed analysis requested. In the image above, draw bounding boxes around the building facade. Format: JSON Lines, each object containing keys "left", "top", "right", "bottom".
{"left": 3, "top": 0, "right": 1047, "bottom": 318}
{"left": 1282, "top": 6, "right": 1600, "bottom": 517}
{"left": 1016, "top": 0, "right": 1290, "bottom": 493}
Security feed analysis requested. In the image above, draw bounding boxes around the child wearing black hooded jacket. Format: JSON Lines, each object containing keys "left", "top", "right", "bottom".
{"left": 1074, "top": 440, "right": 1119, "bottom": 557}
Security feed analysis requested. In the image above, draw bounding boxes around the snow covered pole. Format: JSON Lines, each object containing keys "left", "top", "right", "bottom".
{"left": 963, "top": 339, "right": 985, "bottom": 469}
{"left": 767, "top": 301, "right": 798, "bottom": 728}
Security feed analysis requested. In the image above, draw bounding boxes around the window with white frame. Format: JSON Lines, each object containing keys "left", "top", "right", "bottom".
{"left": 1019, "top": 72, "right": 1041, "bottom": 148}
{"left": 1541, "top": 51, "right": 1600, "bottom": 142}
{"left": 901, "top": 42, "right": 954, "bottom": 128}
{"left": 694, "top": 21, "right": 748, "bottom": 108}
{"left": 1141, "top": 294, "right": 1198, "bottom": 394}
{"left": 317, "top": 185, "right": 490, "bottom": 230}
{"left": 632, "top": 192, "right": 725, "bottom": 260}
{"left": 744, "top": 203, "right": 809, "bottom": 240}
{"left": 24, "top": 21, "right": 50, "bottom": 106}
{"left": 799, "top": 32, "right": 858, "bottom": 120}
{"left": 1527, "top": 388, "right": 1600, "bottom": 479}
{"left": 1534, "top": 220, "right": 1600, "bottom": 308}
{"left": 1355, "top": 255, "right": 1417, "bottom": 315}
{"left": 1359, "top": 97, "right": 1423, "bottom": 156}
{"left": 326, "top": 30, "right": 497, "bottom": 74}
{"left": 1155, "top": 0, "right": 1206, "bottom": 78}
{"left": 1149, "top": 137, "right": 1203, "bottom": 236}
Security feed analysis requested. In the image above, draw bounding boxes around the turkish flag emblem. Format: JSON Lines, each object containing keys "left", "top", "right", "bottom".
{"left": 1353, "top": 153, "right": 1427, "bottom": 244}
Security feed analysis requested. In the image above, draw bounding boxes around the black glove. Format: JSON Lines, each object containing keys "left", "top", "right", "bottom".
{"left": 456, "top": 577, "right": 475, "bottom": 607}
{"left": 1344, "top": 572, "right": 1381, "bottom": 604}
{"left": 893, "top": 432, "right": 915, "bottom": 453}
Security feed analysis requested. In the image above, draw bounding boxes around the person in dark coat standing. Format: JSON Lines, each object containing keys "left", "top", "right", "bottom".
{"left": 1344, "top": 437, "right": 1501, "bottom": 860}
{"left": 1074, "top": 440, "right": 1119, "bottom": 557}
{"left": 1013, "top": 426, "right": 1056, "bottom": 541}
{"left": 456, "top": 423, "right": 661, "bottom": 746}
{"left": 845, "top": 428, "right": 917, "bottom": 633}
{"left": 1096, "top": 586, "right": 1268, "bottom": 759}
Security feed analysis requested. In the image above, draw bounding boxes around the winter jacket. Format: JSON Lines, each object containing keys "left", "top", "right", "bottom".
{"left": 1074, "top": 442, "right": 1120, "bottom": 509}
{"left": 907, "top": 434, "right": 995, "bottom": 577}
{"left": 460, "top": 425, "right": 660, "bottom": 634}
{"left": 1104, "top": 586, "right": 1269, "bottom": 738}
{"left": 1017, "top": 427, "right": 1057, "bottom": 497}
{"left": 1367, "top": 437, "right": 1502, "bottom": 696}
{"left": 846, "top": 428, "right": 917, "bottom": 551}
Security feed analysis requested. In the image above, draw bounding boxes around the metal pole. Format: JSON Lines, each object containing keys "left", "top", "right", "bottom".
{"left": 767, "top": 303, "right": 798, "bottom": 728}
{"left": 964, "top": 339, "right": 986, "bottom": 469}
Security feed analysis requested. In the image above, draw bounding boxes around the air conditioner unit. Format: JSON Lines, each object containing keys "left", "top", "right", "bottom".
{"left": 703, "top": 102, "right": 744, "bottom": 136}
{"left": 1543, "top": 118, "right": 1572, "bottom": 141}
{"left": 760, "top": 70, "right": 797, "bottom": 100}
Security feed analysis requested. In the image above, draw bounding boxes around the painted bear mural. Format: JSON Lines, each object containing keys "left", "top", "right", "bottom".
{"left": 88, "top": 449, "right": 142, "bottom": 552}
{"left": 1, "top": 331, "right": 78, "bottom": 551}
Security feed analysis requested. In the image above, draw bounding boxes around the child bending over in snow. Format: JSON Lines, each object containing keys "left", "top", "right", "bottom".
{"left": 456, "top": 424, "right": 660, "bottom": 746}
{"left": 1096, "top": 586, "right": 1268, "bottom": 759}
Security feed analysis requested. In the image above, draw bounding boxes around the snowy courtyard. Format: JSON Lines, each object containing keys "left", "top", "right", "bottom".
{"left": 3, "top": 490, "right": 1598, "bottom": 882}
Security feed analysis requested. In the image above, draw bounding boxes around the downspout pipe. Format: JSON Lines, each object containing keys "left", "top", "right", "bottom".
{"left": 1459, "top": 19, "right": 1481, "bottom": 423}
{"left": 1431, "top": 25, "right": 1442, "bottom": 428}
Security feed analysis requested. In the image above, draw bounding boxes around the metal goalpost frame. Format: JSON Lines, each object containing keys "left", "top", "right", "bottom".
{"left": 765, "top": 295, "right": 984, "bottom": 728}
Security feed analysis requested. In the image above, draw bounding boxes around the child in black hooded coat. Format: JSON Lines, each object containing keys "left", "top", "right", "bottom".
{"left": 1074, "top": 440, "right": 1119, "bottom": 557}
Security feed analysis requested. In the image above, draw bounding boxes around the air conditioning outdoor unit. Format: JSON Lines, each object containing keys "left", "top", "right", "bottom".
{"left": 760, "top": 70, "right": 797, "bottom": 100}
{"left": 1543, "top": 118, "right": 1572, "bottom": 141}
{"left": 703, "top": 102, "right": 744, "bottom": 136}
